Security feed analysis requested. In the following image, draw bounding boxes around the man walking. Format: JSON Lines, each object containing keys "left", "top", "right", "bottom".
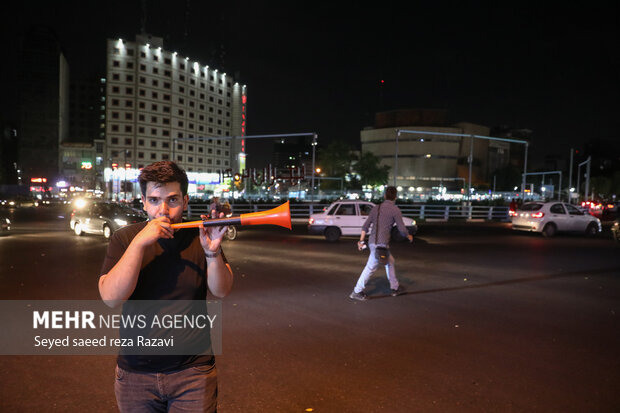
{"left": 350, "top": 186, "right": 413, "bottom": 301}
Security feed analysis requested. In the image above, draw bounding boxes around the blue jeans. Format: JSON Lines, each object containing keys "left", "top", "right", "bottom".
{"left": 354, "top": 245, "right": 398, "bottom": 293}
{"left": 114, "top": 363, "right": 218, "bottom": 412}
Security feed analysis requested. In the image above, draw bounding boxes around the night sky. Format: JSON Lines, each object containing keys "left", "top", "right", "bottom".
{"left": 4, "top": 1, "right": 618, "bottom": 166}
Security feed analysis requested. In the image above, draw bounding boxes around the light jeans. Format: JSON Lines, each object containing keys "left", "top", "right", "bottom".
{"left": 114, "top": 363, "right": 217, "bottom": 413}
{"left": 354, "top": 245, "right": 399, "bottom": 293}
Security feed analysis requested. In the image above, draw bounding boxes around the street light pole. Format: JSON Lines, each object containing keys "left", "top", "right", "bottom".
{"left": 523, "top": 171, "right": 562, "bottom": 200}
{"left": 521, "top": 143, "right": 528, "bottom": 200}
{"left": 577, "top": 163, "right": 582, "bottom": 202}
{"left": 568, "top": 148, "right": 574, "bottom": 203}
{"left": 394, "top": 130, "right": 400, "bottom": 187}
{"left": 467, "top": 135, "right": 473, "bottom": 202}
{"left": 585, "top": 156, "right": 591, "bottom": 201}
{"left": 396, "top": 129, "right": 529, "bottom": 201}
{"left": 310, "top": 133, "right": 317, "bottom": 209}
{"left": 576, "top": 157, "right": 591, "bottom": 203}
{"left": 124, "top": 149, "right": 128, "bottom": 201}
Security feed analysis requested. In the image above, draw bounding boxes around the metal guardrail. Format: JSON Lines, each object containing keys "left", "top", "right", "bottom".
{"left": 186, "top": 203, "right": 510, "bottom": 221}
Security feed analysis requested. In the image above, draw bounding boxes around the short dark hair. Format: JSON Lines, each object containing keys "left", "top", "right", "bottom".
{"left": 385, "top": 186, "right": 397, "bottom": 201}
{"left": 138, "top": 161, "right": 188, "bottom": 196}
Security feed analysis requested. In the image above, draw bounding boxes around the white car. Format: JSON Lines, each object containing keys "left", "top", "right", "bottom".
{"left": 511, "top": 201, "right": 601, "bottom": 237}
{"left": 308, "top": 200, "right": 417, "bottom": 242}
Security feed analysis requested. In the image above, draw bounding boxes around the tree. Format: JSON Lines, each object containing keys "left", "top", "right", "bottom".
{"left": 354, "top": 151, "right": 390, "bottom": 186}
{"left": 590, "top": 175, "right": 612, "bottom": 199}
{"left": 490, "top": 165, "right": 522, "bottom": 191}
{"left": 317, "top": 140, "right": 356, "bottom": 190}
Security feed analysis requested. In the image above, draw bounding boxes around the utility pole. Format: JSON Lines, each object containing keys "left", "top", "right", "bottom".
{"left": 393, "top": 130, "right": 400, "bottom": 187}
{"left": 568, "top": 148, "right": 574, "bottom": 203}
{"left": 396, "top": 129, "right": 529, "bottom": 201}
{"left": 585, "top": 156, "right": 591, "bottom": 201}
{"left": 467, "top": 136, "right": 473, "bottom": 202}
{"left": 311, "top": 133, "right": 317, "bottom": 207}
{"left": 521, "top": 143, "right": 528, "bottom": 200}
{"left": 576, "top": 156, "right": 591, "bottom": 203}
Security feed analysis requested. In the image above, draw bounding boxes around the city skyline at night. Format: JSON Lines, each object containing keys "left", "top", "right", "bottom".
{"left": 2, "top": 1, "right": 618, "bottom": 174}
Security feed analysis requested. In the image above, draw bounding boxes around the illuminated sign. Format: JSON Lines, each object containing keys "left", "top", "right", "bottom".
{"left": 81, "top": 161, "right": 92, "bottom": 170}
{"left": 238, "top": 153, "right": 246, "bottom": 173}
{"left": 241, "top": 93, "right": 247, "bottom": 136}
{"left": 30, "top": 178, "right": 47, "bottom": 183}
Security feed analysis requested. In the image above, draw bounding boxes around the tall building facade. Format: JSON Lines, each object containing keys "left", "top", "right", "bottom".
{"left": 105, "top": 34, "right": 247, "bottom": 200}
{"left": 14, "top": 26, "right": 70, "bottom": 187}
{"left": 69, "top": 77, "right": 105, "bottom": 144}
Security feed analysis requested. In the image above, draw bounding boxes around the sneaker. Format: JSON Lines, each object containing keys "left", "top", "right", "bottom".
{"left": 349, "top": 291, "right": 368, "bottom": 301}
{"left": 391, "top": 286, "right": 405, "bottom": 297}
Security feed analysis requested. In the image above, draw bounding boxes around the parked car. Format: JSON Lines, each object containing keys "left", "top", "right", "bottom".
{"left": 511, "top": 201, "right": 601, "bottom": 237}
{"left": 70, "top": 201, "right": 147, "bottom": 239}
{"left": 308, "top": 200, "right": 417, "bottom": 242}
{"left": 0, "top": 211, "right": 10, "bottom": 235}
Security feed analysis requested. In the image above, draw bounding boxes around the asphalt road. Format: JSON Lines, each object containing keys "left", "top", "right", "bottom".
{"left": 0, "top": 206, "right": 619, "bottom": 412}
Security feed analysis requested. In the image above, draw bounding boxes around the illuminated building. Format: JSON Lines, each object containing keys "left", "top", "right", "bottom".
{"left": 58, "top": 140, "right": 106, "bottom": 198}
{"left": 361, "top": 109, "right": 517, "bottom": 196}
{"left": 105, "top": 34, "right": 247, "bottom": 200}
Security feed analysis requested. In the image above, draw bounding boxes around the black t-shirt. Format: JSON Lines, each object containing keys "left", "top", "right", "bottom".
{"left": 100, "top": 221, "right": 222, "bottom": 372}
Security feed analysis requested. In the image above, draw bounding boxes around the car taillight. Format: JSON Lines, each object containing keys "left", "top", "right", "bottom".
{"left": 509, "top": 210, "right": 517, "bottom": 217}
{"left": 531, "top": 212, "right": 544, "bottom": 218}
{"left": 308, "top": 218, "right": 314, "bottom": 224}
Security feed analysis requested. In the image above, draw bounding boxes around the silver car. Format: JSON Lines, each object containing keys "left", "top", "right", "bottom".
{"left": 70, "top": 201, "right": 147, "bottom": 239}
{"left": 511, "top": 201, "right": 601, "bottom": 237}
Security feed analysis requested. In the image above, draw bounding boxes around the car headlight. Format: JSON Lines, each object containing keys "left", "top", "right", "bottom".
{"left": 114, "top": 218, "right": 128, "bottom": 226}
